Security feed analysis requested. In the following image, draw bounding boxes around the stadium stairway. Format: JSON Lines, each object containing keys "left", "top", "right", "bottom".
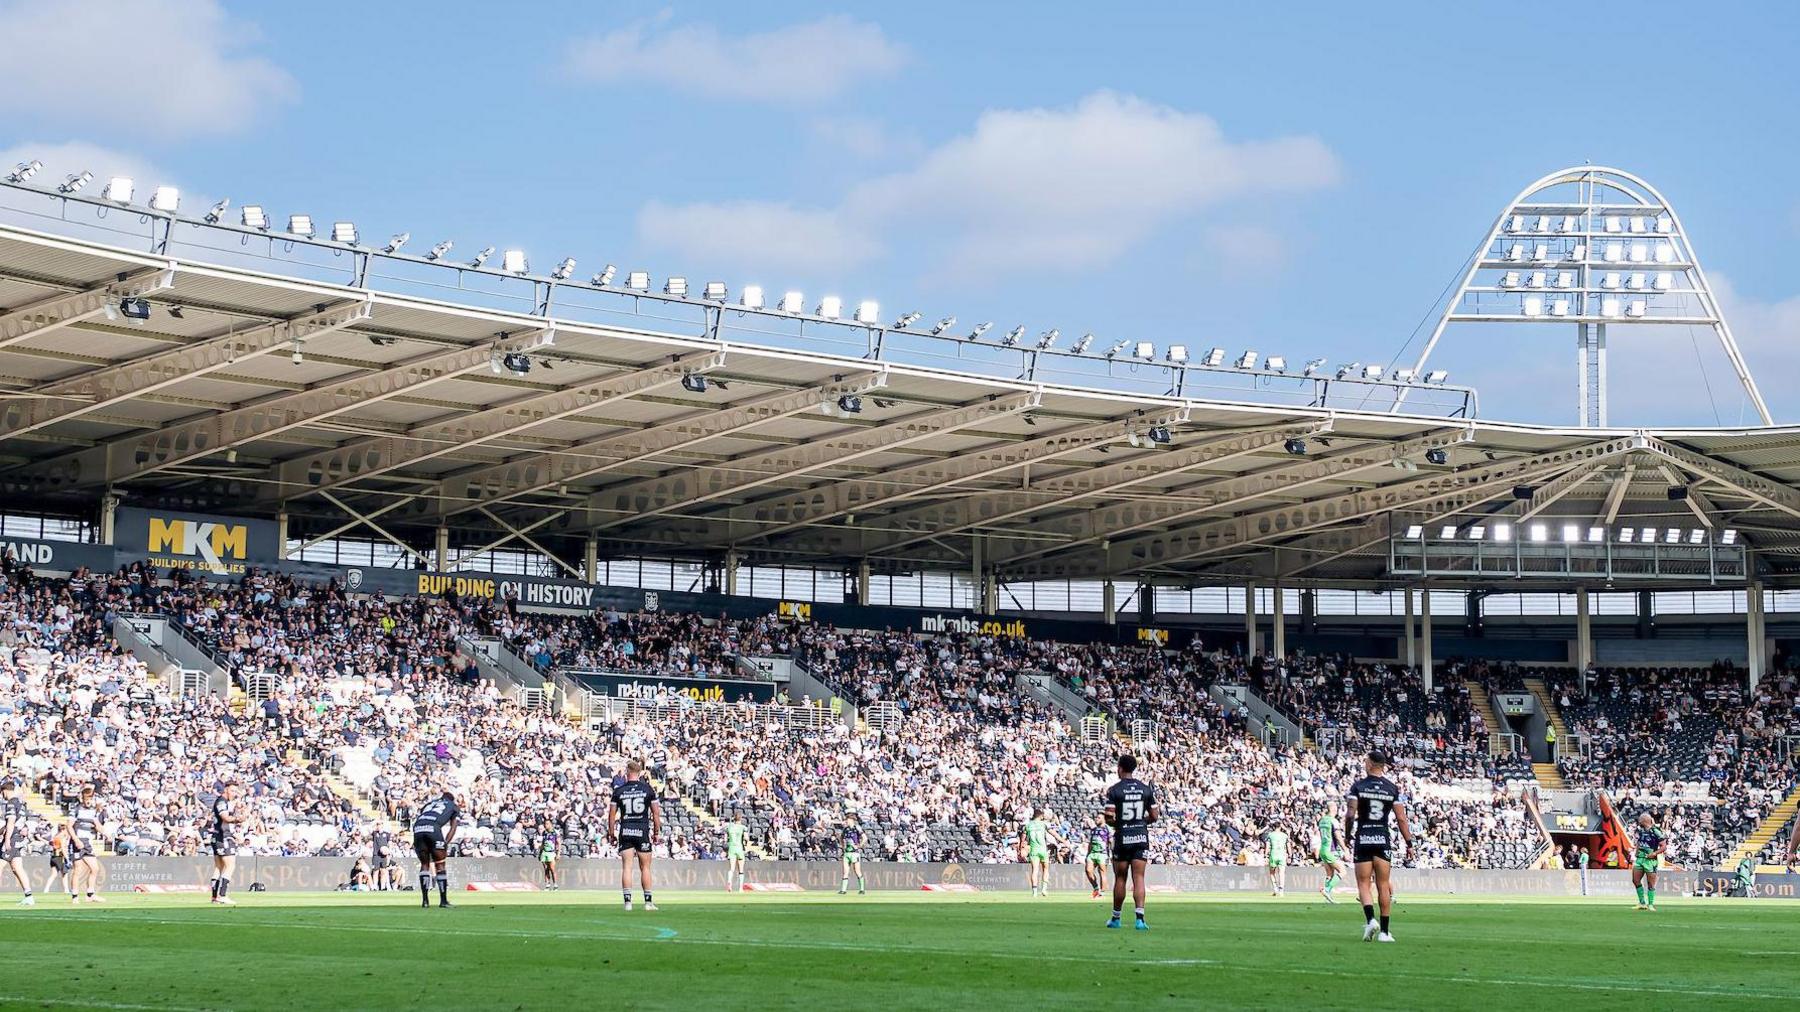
{"left": 1522, "top": 677, "right": 1570, "bottom": 790}
{"left": 1464, "top": 680, "right": 1497, "bottom": 733}
{"left": 1721, "top": 781, "right": 1800, "bottom": 872}
{"left": 308, "top": 752, "right": 395, "bottom": 832}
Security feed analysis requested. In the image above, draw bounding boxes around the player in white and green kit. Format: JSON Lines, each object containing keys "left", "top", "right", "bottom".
{"left": 1630, "top": 811, "right": 1667, "bottom": 911}
{"left": 1265, "top": 825, "right": 1289, "bottom": 896}
{"left": 1083, "top": 814, "right": 1109, "bottom": 899}
{"left": 837, "top": 826, "right": 865, "bottom": 895}
{"left": 724, "top": 814, "right": 747, "bottom": 894}
{"left": 1022, "top": 808, "right": 1059, "bottom": 897}
{"left": 1316, "top": 808, "right": 1344, "bottom": 903}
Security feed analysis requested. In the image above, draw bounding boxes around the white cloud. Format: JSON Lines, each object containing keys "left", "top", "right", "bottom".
{"left": 808, "top": 116, "right": 920, "bottom": 161}
{"left": 1202, "top": 224, "right": 1290, "bottom": 281}
{"left": 637, "top": 91, "right": 1339, "bottom": 279}
{"left": 564, "top": 14, "right": 906, "bottom": 104}
{"left": 0, "top": 0, "right": 295, "bottom": 138}
{"left": 636, "top": 199, "right": 881, "bottom": 274}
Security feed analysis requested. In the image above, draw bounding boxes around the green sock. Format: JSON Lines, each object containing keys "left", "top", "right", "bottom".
{"left": 1325, "top": 875, "right": 1337, "bottom": 891}
{"left": 1635, "top": 884, "right": 1645, "bottom": 904}
{"left": 1647, "top": 888, "right": 1655, "bottom": 905}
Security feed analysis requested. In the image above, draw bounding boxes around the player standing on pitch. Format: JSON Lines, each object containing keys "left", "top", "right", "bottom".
{"left": 0, "top": 780, "right": 32, "bottom": 905}
{"left": 411, "top": 790, "right": 460, "bottom": 909}
{"left": 1022, "top": 807, "right": 1058, "bottom": 897}
{"left": 1264, "top": 824, "right": 1288, "bottom": 897}
{"left": 1315, "top": 806, "right": 1345, "bottom": 903}
{"left": 837, "top": 823, "right": 866, "bottom": 895}
{"left": 724, "top": 812, "right": 748, "bottom": 893}
{"left": 68, "top": 786, "right": 104, "bottom": 904}
{"left": 1347, "top": 750, "right": 1413, "bottom": 943}
{"left": 1103, "top": 754, "right": 1156, "bottom": 931}
{"left": 208, "top": 780, "right": 244, "bottom": 905}
{"left": 1083, "top": 814, "right": 1109, "bottom": 899}
{"left": 610, "top": 760, "right": 660, "bottom": 911}
{"left": 1630, "top": 811, "right": 1667, "bottom": 911}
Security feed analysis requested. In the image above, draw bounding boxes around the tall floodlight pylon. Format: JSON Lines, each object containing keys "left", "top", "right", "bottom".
{"left": 1395, "top": 166, "right": 1770, "bottom": 426}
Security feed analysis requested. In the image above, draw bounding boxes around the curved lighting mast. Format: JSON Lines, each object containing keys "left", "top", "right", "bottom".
{"left": 1396, "top": 166, "right": 1770, "bottom": 426}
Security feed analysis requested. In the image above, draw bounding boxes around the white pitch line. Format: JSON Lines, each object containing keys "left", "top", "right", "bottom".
{"left": 0, "top": 997, "right": 208, "bottom": 1012}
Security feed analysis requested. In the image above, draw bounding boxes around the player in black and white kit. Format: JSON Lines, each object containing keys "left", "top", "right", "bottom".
{"left": 370, "top": 826, "right": 399, "bottom": 891}
{"left": 411, "top": 791, "right": 460, "bottom": 909}
{"left": 609, "top": 760, "right": 661, "bottom": 912}
{"left": 209, "top": 781, "right": 245, "bottom": 905}
{"left": 68, "top": 786, "right": 104, "bottom": 904}
{"left": 1346, "top": 750, "right": 1414, "bottom": 943}
{"left": 1102, "top": 754, "right": 1158, "bottom": 931}
{"left": 1, "top": 780, "right": 32, "bottom": 906}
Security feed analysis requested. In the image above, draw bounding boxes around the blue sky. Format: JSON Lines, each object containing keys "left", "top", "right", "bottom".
{"left": 3, "top": 0, "right": 1798, "bottom": 426}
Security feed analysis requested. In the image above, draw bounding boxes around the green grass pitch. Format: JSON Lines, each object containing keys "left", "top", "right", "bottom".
{"left": 0, "top": 890, "right": 1789, "bottom": 1010}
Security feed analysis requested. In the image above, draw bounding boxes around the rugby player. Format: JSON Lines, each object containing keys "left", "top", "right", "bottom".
{"left": 1315, "top": 806, "right": 1345, "bottom": 903}
{"left": 1021, "top": 807, "right": 1058, "bottom": 897}
{"left": 1103, "top": 754, "right": 1156, "bottom": 930}
{"left": 724, "top": 812, "right": 748, "bottom": 893}
{"left": 45, "top": 822, "right": 70, "bottom": 899}
{"left": 1630, "top": 810, "right": 1668, "bottom": 911}
{"left": 370, "top": 826, "right": 398, "bottom": 891}
{"left": 1264, "top": 824, "right": 1288, "bottom": 897}
{"left": 609, "top": 761, "right": 660, "bottom": 911}
{"left": 1346, "top": 750, "right": 1414, "bottom": 942}
{"left": 0, "top": 780, "right": 31, "bottom": 905}
{"left": 837, "top": 823, "right": 866, "bottom": 895}
{"left": 539, "top": 828, "right": 560, "bottom": 891}
{"left": 208, "top": 780, "right": 245, "bottom": 905}
{"left": 1083, "top": 814, "right": 1109, "bottom": 899}
{"left": 68, "top": 786, "right": 104, "bottom": 904}
{"left": 411, "top": 790, "right": 460, "bottom": 909}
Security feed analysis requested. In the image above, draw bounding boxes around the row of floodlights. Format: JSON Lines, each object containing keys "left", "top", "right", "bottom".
{"left": 1403, "top": 523, "right": 1738, "bottom": 546}
{"left": 6, "top": 161, "right": 1453, "bottom": 381}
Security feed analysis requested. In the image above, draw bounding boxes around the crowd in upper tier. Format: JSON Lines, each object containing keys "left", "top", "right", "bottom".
{"left": 0, "top": 554, "right": 1792, "bottom": 875}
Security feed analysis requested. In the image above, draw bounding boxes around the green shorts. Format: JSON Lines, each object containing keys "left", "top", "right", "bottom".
{"left": 1268, "top": 858, "right": 1286, "bottom": 869}
{"left": 1027, "top": 848, "right": 1049, "bottom": 862}
{"left": 1633, "top": 855, "right": 1660, "bottom": 874}
{"left": 1318, "top": 847, "right": 1337, "bottom": 864}
{"left": 1086, "top": 850, "right": 1106, "bottom": 864}
{"left": 727, "top": 847, "right": 745, "bottom": 860}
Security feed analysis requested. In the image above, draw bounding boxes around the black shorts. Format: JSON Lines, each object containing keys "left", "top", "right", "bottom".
{"left": 49, "top": 853, "right": 69, "bottom": 873}
{"left": 373, "top": 854, "right": 395, "bottom": 870}
{"left": 1112, "top": 840, "right": 1149, "bottom": 863}
{"left": 1353, "top": 842, "right": 1392, "bottom": 864}
{"left": 210, "top": 839, "right": 236, "bottom": 858}
{"left": 618, "top": 829, "right": 653, "bottom": 854}
{"left": 1, "top": 842, "right": 19, "bottom": 862}
{"left": 412, "top": 830, "right": 445, "bottom": 863}
{"left": 68, "top": 840, "right": 94, "bottom": 861}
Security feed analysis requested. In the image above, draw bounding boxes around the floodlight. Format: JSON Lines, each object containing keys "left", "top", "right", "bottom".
{"left": 426, "top": 240, "right": 452, "bottom": 261}
{"left": 817, "top": 296, "right": 841, "bottom": 318}
{"left": 1424, "top": 448, "right": 1448, "bottom": 466}
{"left": 241, "top": 205, "right": 268, "bottom": 229}
{"left": 837, "top": 395, "right": 864, "bottom": 414}
{"left": 1071, "top": 333, "right": 1094, "bottom": 354}
{"left": 1493, "top": 523, "right": 1512, "bottom": 542}
{"left": 1664, "top": 528, "right": 1681, "bottom": 544}
{"left": 1133, "top": 341, "right": 1155, "bottom": 361}
{"left": 681, "top": 374, "right": 708, "bottom": 394}
{"left": 1639, "top": 526, "right": 1655, "bottom": 543}
{"left": 103, "top": 176, "right": 134, "bottom": 203}
{"left": 1361, "top": 364, "right": 1383, "bottom": 379}
{"left": 331, "top": 221, "right": 358, "bottom": 244}
{"left": 118, "top": 297, "right": 151, "bottom": 323}
{"left": 856, "top": 300, "right": 881, "bottom": 324}
{"left": 1336, "top": 362, "right": 1361, "bottom": 380}
{"left": 999, "top": 326, "right": 1024, "bottom": 347}
{"left": 893, "top": 311, "right": 922, "bottom": 329}
{"left": 1392, "top": 367, "right": 1415, "bottom": 382}
{"left": 500, "top": 352, "right": 532, "bottom": 375}
{"left": 1404, "top": 525, "right": 1423, "bottom": 539}
{"left": 665, "top": 276, "right": 688, "bottom": 296}
{"left": 5, "top": 160, "right": 42, "bottom": 183}
{"left": 384, "top": 232, "right": 410, "bottom": 254}
{"left": 1619, "top": 527, "right": 1635, "bottom": 543}
{"left": 779, "top": 291, "right": 804, "bottom": 313}
{"left": 931, "top": 316, "right": 956, "bottom": 335}
{"left": 1165, "top": 344, "right": 1188, "bottom": 364}
{"left": 1469, "top": 526, "right": 1486, "bottom": 540}
{"left": 1688, "top": 529, "right": 1705, "bottom": 545}
{"left": 1589, "top": 527, "right": 1606, "bottom": 542}
{"left": 594, "top": 264, "right": 616, "bottom": 286}
{"left": 1529, "top": 523, "right": 1548, "bottom": 542}
{"left": 470, "top": 247, "right": 494, "bottom": 268}
{"left": 1037, "top": 329, "right": 1060, "bottom": 350}
{"left": 627, "top": 271, "right": 651, "bottom": 291}
{"left": 740, "top": 285, "right": 764, "bottom": 309}
{"left": 287, "top": 214, "right": 314, "bottom": 238}
{"left": 1425, "top": 370, "right": 1449, "bottom": 384}
{"left": 1283, "top": 438, "right": 1307, "bottom": 456}
{"left": 1440, "top": 525, "right": 1457, "bottom": 539}
{"left": 501, "top": 250, "right": 528, "bottom": 274}
{"left": 1203, "top": 347, "right": 1226, "bottom": 367}
{"left": 1267, "top": 356, "right": 1287, "bottom": 373}
{"left": 554, "top": 258, "right": 578, "bottom": 281}
{"left": 58, "top": 171, "right": 92, "bottom": 194}
{"left": 1104, "top": 340, "right": 1128, "bottom": 358}
{"left": 150, "top": 184, "right": 181, "bottom": 210}
{"left": 1236, "top": 351, "right": 1259, "bottom": 369}
{"left": 698, "top": 280, "right": 726, "bottom": 300}
{"left": 1722, "top": 529, "right": 1738, "bottom": 544}
{"left": 1562, "top": 524, "right": 1581, "bottom": 543}
{"left": 203, "top": 198, "right": 228, "bottom": 223}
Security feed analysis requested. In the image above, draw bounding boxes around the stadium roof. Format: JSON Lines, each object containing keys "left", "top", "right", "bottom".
{"left": 2, "top": 217, "right": 1799, "bottom": 589}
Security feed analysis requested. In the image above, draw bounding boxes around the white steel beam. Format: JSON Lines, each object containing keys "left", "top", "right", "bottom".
{"left": 0, "top": 266, "right": 173, "bottom": 350}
